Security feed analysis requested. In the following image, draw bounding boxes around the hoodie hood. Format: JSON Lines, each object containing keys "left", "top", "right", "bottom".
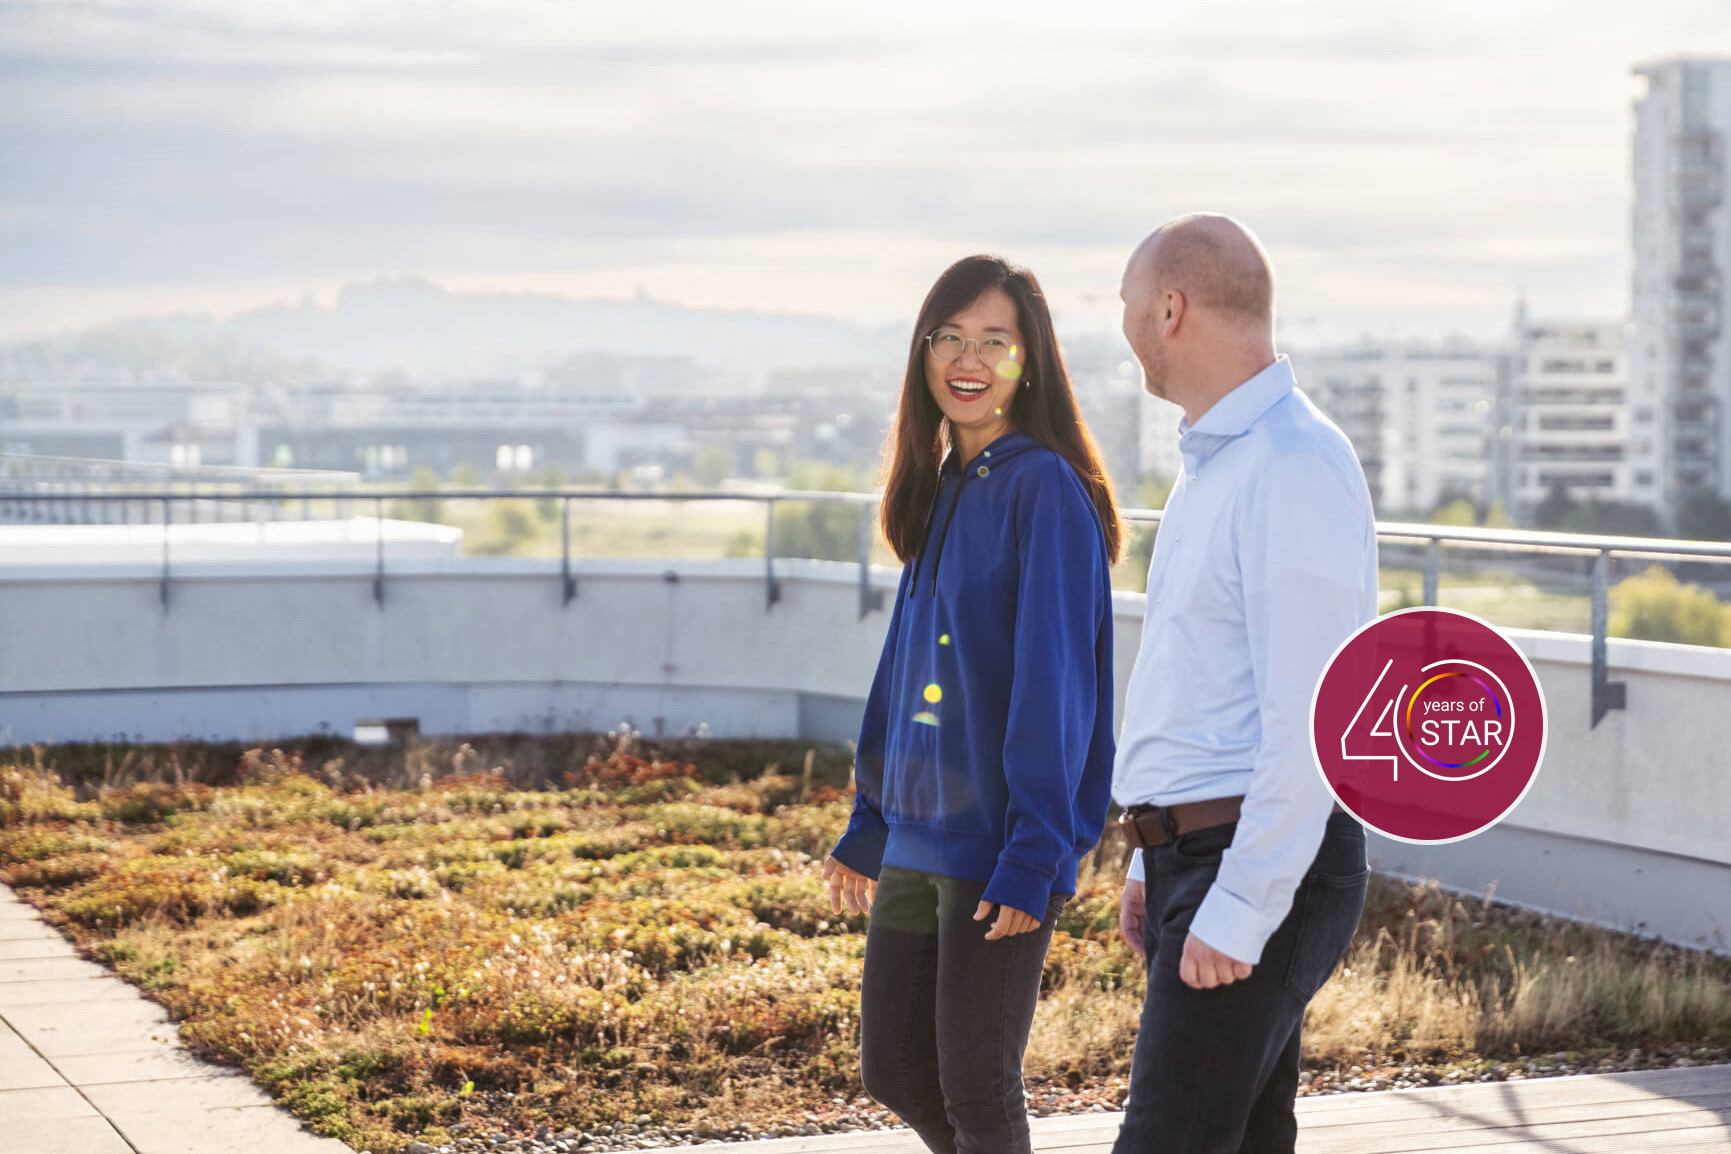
{"left": 908, "top": 428, "right": 1045, "bottom": 599}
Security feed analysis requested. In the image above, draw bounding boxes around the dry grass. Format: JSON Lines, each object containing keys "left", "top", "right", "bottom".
{"left": 1, "top": 735, "right": 1727, "bottom": 1151}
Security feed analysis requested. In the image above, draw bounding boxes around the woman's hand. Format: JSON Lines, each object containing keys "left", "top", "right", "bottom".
{"left": 974, "top": 900, "right": 1040, "bottom": 940}
{"left": 1120, "top": 878, "right": 1146, "bottom": 957}
{"left": 822, "top": 855, "right": 876, "bottom": 915}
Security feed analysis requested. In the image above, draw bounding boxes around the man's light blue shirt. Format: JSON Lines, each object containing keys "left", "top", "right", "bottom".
{"left": 1114, "top": 353, "right": 1378, "bottom": 966}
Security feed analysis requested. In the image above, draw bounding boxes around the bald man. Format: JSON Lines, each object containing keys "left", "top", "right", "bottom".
{"left": 1109, "top": 214, "right": 1379, "bottom": 1153}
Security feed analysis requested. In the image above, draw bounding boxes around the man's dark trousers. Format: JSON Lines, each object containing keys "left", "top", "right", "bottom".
{"left": 1111, "top": 809, "right": 1368, "bottom": 1154}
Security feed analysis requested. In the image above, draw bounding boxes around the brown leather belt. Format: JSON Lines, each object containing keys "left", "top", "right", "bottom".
{"left": 1117, "top": 795, "right": 1345, "bottom": 849}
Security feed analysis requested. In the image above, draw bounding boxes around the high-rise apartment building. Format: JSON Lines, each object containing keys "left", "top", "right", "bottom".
{"left": 1631, "top": 57, "right": 1731, "bottom": 530}
{"left": 1507, "top": 314, "right": 1632, "bottom": 515}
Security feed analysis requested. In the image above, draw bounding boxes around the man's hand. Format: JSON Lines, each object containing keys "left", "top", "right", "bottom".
{"left": 1120, "top": 879, "right": 1147, "bottom": 957}
{"left": 974, "top": 900, "right": 1039, "bottom": 940}
{"left": 821, "top": 855, "right": 875, "bottom": 916}
{"left": 1179, "top": 931, "right": 1253, "bottom": 989}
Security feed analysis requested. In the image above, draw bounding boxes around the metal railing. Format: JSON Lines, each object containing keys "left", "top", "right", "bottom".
{"left": 0, "top": 452, "right": 359, "bottom": 488}
{"left": 0, "top": 486, "right": 883, "bottom": 620}
{"left": 1362, "top": 520, "right": 1731, "bottom": 727}
{"left": 4, "top": 488, "right": 1731, "bottom": 729}
{"left": 0, "top": 454, "right": 362, "bottom": 527}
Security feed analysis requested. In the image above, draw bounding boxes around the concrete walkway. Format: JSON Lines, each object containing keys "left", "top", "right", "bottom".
{"left": 0, "top": 885, "right": 349, "bottom": 1154}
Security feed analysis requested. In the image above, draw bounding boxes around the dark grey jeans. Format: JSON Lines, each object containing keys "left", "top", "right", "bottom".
{"left": 858, "top": 866, "right": 1070, "bottom": 1154}
{"left": 1111, "top": 810, "right": 1368, "bottom": 1154}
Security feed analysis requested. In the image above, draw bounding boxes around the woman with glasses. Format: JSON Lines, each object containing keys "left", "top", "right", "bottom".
{"left": 823, "top": 254, "right": 1123, "bottom": 1153}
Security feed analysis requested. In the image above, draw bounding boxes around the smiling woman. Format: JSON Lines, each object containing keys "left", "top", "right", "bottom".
{"left": 821, "top": 253, "right": 1125, "bottom": 1154}
{"left": 922, "top": 289, "right": 1025, "bottom": 459}
{"left": 876, "top": 255, "right": 1124, "bottom": 564}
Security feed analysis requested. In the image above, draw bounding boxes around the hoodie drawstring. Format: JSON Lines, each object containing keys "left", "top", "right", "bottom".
{"left": 905, "top": 473, "right": 941, "bottom": 599}
{"left": 924, "top": 465, "right": 969, "bottom": 597}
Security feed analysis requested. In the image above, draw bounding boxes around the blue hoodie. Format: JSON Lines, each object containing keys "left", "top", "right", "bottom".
{"left": 829, "top": 428, "right": 1116, "bottom": 919}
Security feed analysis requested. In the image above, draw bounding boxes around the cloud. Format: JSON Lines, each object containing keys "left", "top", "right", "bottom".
{"left": 1, "top": 0, "right": 1728, "bottom": 340}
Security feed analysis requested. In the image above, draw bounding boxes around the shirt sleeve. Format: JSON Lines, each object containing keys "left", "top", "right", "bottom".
{"left": 828, "top": 561, "right": 911, "bottom": 878}
{"left": 1187, "top": 450, "right": 1373, "bottom": 965}
{"left": 982, "top": 459, "right": 1110, "bottom": 919}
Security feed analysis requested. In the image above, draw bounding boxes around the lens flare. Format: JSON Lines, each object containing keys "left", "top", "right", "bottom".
{"left": 939, "top": 633, "right": 951, "bottom": 645}
{"left": 995, "top": 358, "right": 1023, "bottom": 381}
{"left": 976, "top": 465, "right": 989, "bottom": 478}
{"left": 923, "top": 683, "right": 942, "bottom": 704}
{"left": 912, "top": 711, "right": 941, "bottom": 727}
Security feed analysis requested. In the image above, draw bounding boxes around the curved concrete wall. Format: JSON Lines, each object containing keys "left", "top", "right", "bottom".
{"left": 0, "top": 557, "right": 1726, "bottom": 951}
{"left": 1370, "top": 630, "right": 1731, "bottom": 954}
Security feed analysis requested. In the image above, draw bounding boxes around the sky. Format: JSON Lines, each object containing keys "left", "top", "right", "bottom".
{"left": 3, "top": 0, "right": 1731, "bottom": 345}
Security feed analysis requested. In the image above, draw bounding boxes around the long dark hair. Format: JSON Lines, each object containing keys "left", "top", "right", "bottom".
{"left": 880, "top": 254, "right": 1123, "bottom": 564}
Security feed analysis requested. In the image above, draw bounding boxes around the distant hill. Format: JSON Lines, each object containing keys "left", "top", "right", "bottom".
{"left": 0, "top": 277, "right": 899, "bottom": 384}
{"left": 0, "top": 323, "right": 330, "bottom": 386}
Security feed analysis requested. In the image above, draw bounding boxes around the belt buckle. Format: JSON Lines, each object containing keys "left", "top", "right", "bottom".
{"left": 1120, "top": 808, "right": 1152, "bottom": 850}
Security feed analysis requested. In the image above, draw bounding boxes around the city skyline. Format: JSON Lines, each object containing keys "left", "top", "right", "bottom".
{"left": 4, "top": 2, "right": 1730, "bottom": 345}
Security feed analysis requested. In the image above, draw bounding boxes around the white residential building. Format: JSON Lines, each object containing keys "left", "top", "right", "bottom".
{"left": 1509, "top": 316, "right": 1631, "bottom": 513}
{"left": 1291, "top": 339, "right": 1497, "bottom": 516}
{"left": 1631, "top": 57, "right": 1731, "bottom": 529}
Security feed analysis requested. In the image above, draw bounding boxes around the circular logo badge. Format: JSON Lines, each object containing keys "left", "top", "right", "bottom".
{"left": 1310, "top": 607, "right": 1547, "bottom": 844}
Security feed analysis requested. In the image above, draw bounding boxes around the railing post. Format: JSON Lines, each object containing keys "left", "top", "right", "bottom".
{"left": 561, "top": 495, "right": 577, "bottom": 605}
{"left": 1423, "top": 538, "right": 1440, "bottom": 606}
{"left": 1590, "top": 550, "right": 1627, "bottom": 727}
{"left": 159, "top": 495, "right": 172, "bottom": 611}
{"left": 857, "top": 502, "right": 880, "bottom": 619}
{"left": 764, "top": 498, "right": 780, "bottom": 609}
{"left": 373, "top": 494, "right": 385, "bottom": 606}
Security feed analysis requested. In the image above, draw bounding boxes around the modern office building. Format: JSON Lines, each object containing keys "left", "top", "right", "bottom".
{"left": 1631, "top": 57, "right": 1731, "bottom": 530}
{"left": 0, "top": 378, "right": 683, "bottom": 479}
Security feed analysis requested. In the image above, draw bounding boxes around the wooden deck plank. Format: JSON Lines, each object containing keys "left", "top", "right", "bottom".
{"left": 1292, "top": 1108, "right": 1731, "bottom": 1152}
{"left": 1294, "top": 1066, "right": 1731, "bottom": 1122}
{"left": 1036, "top": 1120, "right": 1731, "bottom": 1154}
{"left": 667, "top": 1064, "right": 1731, "bottom": 1153}
{"left": 1290, "top": 1085, "right": 1731, "bottom": 1133}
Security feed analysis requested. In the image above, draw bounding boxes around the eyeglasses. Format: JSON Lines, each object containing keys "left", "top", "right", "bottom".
{"left": 925, "top": 330, "right": 1019, "bottom": 367}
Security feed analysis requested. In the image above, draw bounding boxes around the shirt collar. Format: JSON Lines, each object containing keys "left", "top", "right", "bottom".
{"left": 1176, "top": 354, "right": 1295, "bottom": 440}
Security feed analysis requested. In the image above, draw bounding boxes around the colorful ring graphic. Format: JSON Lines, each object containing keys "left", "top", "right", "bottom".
{"left": 1402, "top": 670, "right": 1504, "bottom": 770}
